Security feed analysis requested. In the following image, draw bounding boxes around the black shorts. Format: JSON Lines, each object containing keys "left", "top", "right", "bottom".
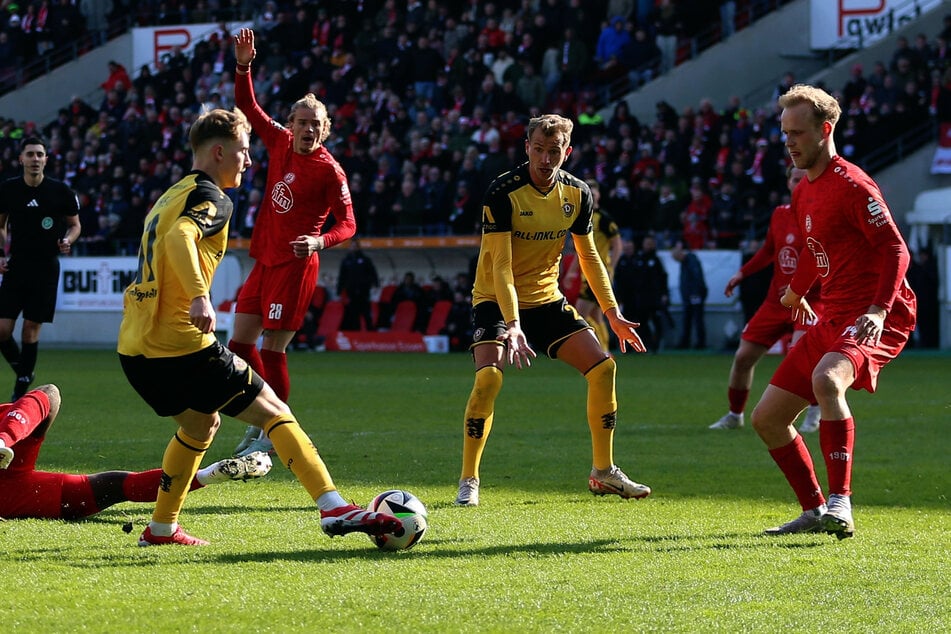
{"left": 119, "top": 341, "right": 265, "bottom": 417}
{"left": 0, "top": 262, "right": 59, "bottom": 323}
{"left": 471, "top": 298, "right": 589, "bottom": 359}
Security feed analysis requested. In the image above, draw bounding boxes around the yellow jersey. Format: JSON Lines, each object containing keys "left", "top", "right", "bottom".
{"left": 117, "top": 171, "right": 232, "bottom": 358}
{"left": 473, "top": 163, "right": 593, "bottom": 314}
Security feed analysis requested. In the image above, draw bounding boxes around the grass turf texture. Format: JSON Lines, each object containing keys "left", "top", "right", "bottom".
{"left": 2, "top": 349, "right": 947, "bottom": 632}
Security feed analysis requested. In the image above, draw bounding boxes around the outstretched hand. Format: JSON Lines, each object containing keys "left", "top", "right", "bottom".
{"left": 501, "top": 322, "right": 536, "bottom": 369}
{"left": 606, "top": 308, "right": 646, "bottom": 353}
{"left": 234, "top": 28, "right": 256, "bottom": 66}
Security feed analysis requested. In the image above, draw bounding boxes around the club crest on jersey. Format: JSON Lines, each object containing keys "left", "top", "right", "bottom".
{"left": 271, "top": 180, "right": 294, "bottom": 213}
{"left": 41, "top": 217, "right": 54, "bottom": 230}
{"left": 806, "top": 237, "right": 830, "bottom": 278}
{"left": 562, "top": 201, "right": 574, "bottom": 217}
{"left": 777, "top": 246, "right": 798, "bottom": 275}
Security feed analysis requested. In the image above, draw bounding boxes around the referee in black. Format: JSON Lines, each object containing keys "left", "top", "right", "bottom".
{"left": 0, "top": 137, "right": 81, "bottom": 400}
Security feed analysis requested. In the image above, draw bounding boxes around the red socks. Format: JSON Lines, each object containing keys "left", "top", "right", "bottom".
{"left": 228, "top": 339, "right": 265, "bottom": 377}
{"left": 769, "top": 435, "right": 825, "bottom": 511}
{"left": 820, "top": 417, "right": 855, "bottom": 496}
{"left": 0, "top": 390, "right": 50, "bottom": 447}
{"left": 261, "top": 349, "right": 290, "bottom": 402}
{"left": 727, "top": 387, "right": 749, "bottom": 415}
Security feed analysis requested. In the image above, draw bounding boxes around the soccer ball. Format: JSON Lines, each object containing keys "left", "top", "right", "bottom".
{"left": 367, "top": 489, "right": 428, "bottom": 551}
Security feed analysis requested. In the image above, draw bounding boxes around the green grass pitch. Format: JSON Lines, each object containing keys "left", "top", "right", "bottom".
{"left": 1, "top": 349, "right": 948, "bottom": 632}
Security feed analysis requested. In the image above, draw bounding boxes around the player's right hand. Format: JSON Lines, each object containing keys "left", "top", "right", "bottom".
{"left": 234, "top": 28, "right": 256, "bottom": 65}
{"left": 501, "top": 323, "right": 536, "bottom": 369}
{"left": 723, "top": 272, "right": 742, "bottom": 297}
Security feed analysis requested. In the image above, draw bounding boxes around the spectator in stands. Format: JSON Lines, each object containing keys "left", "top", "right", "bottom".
{"left": 628, "top": 234, "right": 671, "bottom": 353}
{"left": 619, "top": 26, "right": 660, "bottom": 89}
{"left": 390, "top": 271, "right": 425, "bottom": 318}
{"left": 671, "top": 240, "right": 707, "bottom": 349}
{"left": 337, "top": 237, "right": 379, "bottom": 331}
{"left": 594, "top": 16, "right": 630, "bottom": 82}
{"left": 652, "top": 0, "right": 682, "bottom": 75}
{"left": 444, "top": 289, "right": 474, "bottom": 352}
{"left": 681, "top": 181, "right": 711, "bottom": 250}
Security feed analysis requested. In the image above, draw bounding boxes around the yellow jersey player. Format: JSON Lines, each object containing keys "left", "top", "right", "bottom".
{"left": 454, "top": 114, "right": 651, "bottom": 507}
{"left": 117, "top": 108, "right": 400, "bottom": 546}
{"left": 566, "top": 180, "right": 622, "bottom": 351}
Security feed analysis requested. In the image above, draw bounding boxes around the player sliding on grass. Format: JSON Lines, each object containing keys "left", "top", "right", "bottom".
{"left": 117, "top": 108, "right": 400, "bottom": 546}
{"left": 0, "top": 384, "right": 272, "bottom": 519}
{"left": 754, "top": 84, "right": 916, "bottom": 539}
{"left": 454, "top": 114, "right": 651, "bottom": 507}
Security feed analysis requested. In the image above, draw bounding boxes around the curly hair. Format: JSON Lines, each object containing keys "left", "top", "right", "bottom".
{"left": 289, "top": 93, "right": 332, "bottom": 144}
{"left": 526, "top": 114, "right": 574, "bottom": 147}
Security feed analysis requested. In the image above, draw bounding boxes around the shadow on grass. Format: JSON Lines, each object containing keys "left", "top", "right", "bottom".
{"left": 5, "top": 526, "right": 830, "bottom": 568}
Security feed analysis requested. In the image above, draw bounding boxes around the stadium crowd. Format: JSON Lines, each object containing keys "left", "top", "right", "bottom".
{"left": 0, "top": 2, "right": 946, "bottom": 346}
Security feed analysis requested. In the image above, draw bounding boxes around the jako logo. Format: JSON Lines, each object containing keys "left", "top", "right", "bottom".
{"left": 519, "top": 210, "right": 533, "bottom": 216}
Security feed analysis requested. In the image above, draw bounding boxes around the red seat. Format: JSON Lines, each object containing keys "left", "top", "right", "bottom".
{"left": 310, "top": 285, "right": 328, "bottom": 311}
{"left": 390, "top": 300, "right": 418, "bottom": 333}
{"left": 316, "top": 300, "right": 345, "bottom": 338}
{"left": 425, "top": 300, "right": 453, "bottom": 335}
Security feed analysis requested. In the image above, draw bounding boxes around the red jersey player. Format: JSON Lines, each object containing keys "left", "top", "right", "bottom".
{"left": 752, "top": 84, "right": 916, "bottom": 539}
{"left": 709, "top": 166, "right": 822, "bottom": 432}
{"left": 229, "top": 28, "right": 356, "bottom": 457}
{"left": 0, "top": 385, "right": 271, "bottom": 520}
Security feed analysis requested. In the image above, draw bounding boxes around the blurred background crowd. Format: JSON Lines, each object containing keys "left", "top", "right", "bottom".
{"left": 0, "top": 1, "right": 947, "bottom": 257}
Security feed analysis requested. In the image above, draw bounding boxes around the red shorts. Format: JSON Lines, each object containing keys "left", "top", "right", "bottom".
{"left": 741, "top": 298, "right": 823, "bottom": 348}
{"left": 235, "top": 257, "right": 319, "bottom": 331}
{"left": 770, "top": 315, "right": 911, "bottom": 401}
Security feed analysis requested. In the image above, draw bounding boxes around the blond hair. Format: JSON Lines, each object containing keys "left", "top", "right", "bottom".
{"left": 289, "top": 93, "right": 332, "bottom": 144}
{"left": 527, "top": 114, "right": 573, "bottom": 147}
{"left": 777, "top": 84, "right": 841, "bottom": 128}
{"left": 189, "top": 108, "right": 251, "bottom": 152}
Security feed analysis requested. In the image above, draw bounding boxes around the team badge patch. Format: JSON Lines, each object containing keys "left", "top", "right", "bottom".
{"left": 42, "top": 217, "right": 54, "bottom": 230}
{"left": 563, "top": 202, "right": 574, "bottom": 217}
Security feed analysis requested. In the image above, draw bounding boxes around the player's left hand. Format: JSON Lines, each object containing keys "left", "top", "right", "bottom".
{"left": 58, "top": 238, "right": 71, "bottom": 254}
{"left": 605, "top": 308, "right": 646, "bottom": 353}
{"left": 854, "top": 307, "right": 886, "bottom": 347}
{"left": 291, "top": 235, "right": 323, "bottom": 258}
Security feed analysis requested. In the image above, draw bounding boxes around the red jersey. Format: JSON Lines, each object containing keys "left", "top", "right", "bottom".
{"left": 235, "top": 72, "right": 355, "bottom": 266}
{"left": 741, "top": 203, "right": 819, "bottom": 305}
{"left": 789, "top": 156, "right": 915, "bottom": 327}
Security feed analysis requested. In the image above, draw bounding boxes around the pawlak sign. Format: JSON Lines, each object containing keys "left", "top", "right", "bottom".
{"left": 809, "top": 0, "right": 941, "bottom": 49}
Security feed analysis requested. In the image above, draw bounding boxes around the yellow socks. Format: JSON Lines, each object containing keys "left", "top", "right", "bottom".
{"left": 460, "top": 366, "right": 503, "bottom": 480}
{"left": 585, "top": 357, "right": 617, "bottom": 471}
{"left": 263, "top": 415, "right": 336, "bottom": 500}
{"left": 152, "top": 429, "right": 213, "bottom": 525}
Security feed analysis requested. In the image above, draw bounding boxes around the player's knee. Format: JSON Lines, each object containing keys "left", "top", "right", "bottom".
{"left": 811, "top": 366, "right": 845, "bottom": 402}
{"left": 34, "top": 384, "right": 60, "bottom": 425}
{"left": 472, "top": 365, "right": 503, "bottom": 402}
{"left": 584, "top": 356, "right": 616, "bottom": 387}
